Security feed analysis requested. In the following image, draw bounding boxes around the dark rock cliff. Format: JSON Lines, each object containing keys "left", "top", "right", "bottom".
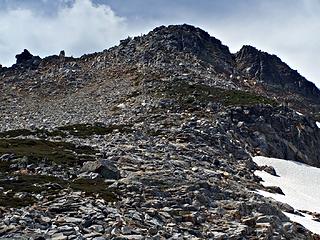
{"left": 235, "top": 45, "right": 320, "bottom": 105}
{"left": 227, "top": 105, "right": 320, "bottom": 167}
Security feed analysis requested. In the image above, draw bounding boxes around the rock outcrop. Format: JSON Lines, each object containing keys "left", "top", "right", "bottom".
{"left": 226, "top": 105, "right": 320, "bottom": 167}
{"left": 15, "top": 49, "right": 34, "bottom": 64}
{"left": 235, "top": 45, "right": 320, "bottom": 106}
{"left": 81, "top": 160, "right": 121, "bottom": 179}
{"left": 14, "top": 49, "right": 41, "bottom": 70}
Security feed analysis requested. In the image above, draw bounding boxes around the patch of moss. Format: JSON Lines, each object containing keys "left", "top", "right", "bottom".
{"left": 0, "top": 138, "right": 96, "bottom": 168}
{"left": 39, "top": 129, "right": 67, "bottom": 138}
{"left": 0, "top": 128, "right": 67, "bottom": 138}
{"left": 0, "top": 175, "right": 117, "bottom": 208}
{"left": 0, "top": 160, "right": 11, "bottom": 173}
{"left": 0, "top": 175, "right": 64, "bottom": 208}
{"left": 0, "top": 194, "right": 36, "bottom": 208}
{"left": 0, "top": 123, "right": 134, "bottom": 139}
{"left": 0, "top": 129, "right": 33, "bottom": 138}
{"left": 70, "top": 178, "right": 117, "bottom": 202}
{"left": 1, "top": 175, "right": 64, "bottom": 193}
{"left": 57, "top": 123, "right": 133, "bottom": 137}
{"left": 158, "top": 81, "right": 277, "bottom": 108}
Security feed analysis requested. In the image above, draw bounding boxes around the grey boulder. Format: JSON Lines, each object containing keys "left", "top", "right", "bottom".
{"left": 81, "top": 160, "right": 120, "bottom": 180}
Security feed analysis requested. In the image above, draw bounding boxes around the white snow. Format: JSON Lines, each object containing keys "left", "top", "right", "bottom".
{"left": 253, "top": 156, "right": 320, "bottom": 234}
{"left": 296, "top": 111, "right": 303, "bottom": 116}
{"left": 316, "top": 122, "right": 320, "bottom": 128}
{"left": 284, "top": 212, "right": 320, "bottom": 234}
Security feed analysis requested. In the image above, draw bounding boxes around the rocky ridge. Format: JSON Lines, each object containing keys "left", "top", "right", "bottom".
{"left": 235, "top": 45, "right": 320, "bottom": 115}
{"left": 0, "top": 24, "right": 320, "bottom": 239}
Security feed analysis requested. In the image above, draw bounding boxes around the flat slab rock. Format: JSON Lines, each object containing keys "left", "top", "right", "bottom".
{"left": 80, "top": 160, "right": 120, "bottom": 180}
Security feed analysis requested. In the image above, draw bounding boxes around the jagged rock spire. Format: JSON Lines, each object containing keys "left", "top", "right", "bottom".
{"left": 15, "top": 49, "right": 33, "bottom": 64}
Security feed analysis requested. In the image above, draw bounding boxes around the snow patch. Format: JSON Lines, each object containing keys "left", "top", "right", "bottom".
{"left": 253, "top": 156, "right": 320, "bottom": 212}
{"left": 296, "top": 111, "right": 303, "bottom": 116}
{"left": 316, "top": 122, "right": 320, "bottom": 128}
{"left": 284, "top": 212, "right": 320, "bottom": 234}
{"left": 253, "top": 156, "right": 320, "bottom": 234}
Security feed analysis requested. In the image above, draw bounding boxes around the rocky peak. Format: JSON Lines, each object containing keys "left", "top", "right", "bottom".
{"left": 59, "top": 50, "right": 65, "bottom": 58}
{"left": 148, "top": 24, "right": 234, "bottom": 64}
{"left": 1, "top": 24, "right": 319, "bottom": 115}
{"left": 115, "top": 24, "right": 235, "bottom": 75}
{"left": 14, "top": 49, "right": 42, "bottom": 69}
{"left": 149, "top": 24, "right": 221, "bottom": 51}
{"left": 15, "top": 49, "right": 34, "bottom": 64}
{"left": 235, "top": 45, "right": 260, "bottom": 63}
{"left": 235, "top": 45, "right": 320, "bottom": 104}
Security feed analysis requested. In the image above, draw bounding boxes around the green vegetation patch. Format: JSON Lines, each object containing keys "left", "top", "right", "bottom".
{"left": 57, "top": 123, "right": 133, "bottom": 137}
{"left": 0, "top": 122, "right": 134, "bottom": 139}
{"left": 70, "top": 178, "right": 117, "bottom": 202}
{"left": 0, "top": 175, "right": 64, "bottom": 208}
{"left": 159, "top": 81, "right": 277, "bottom": 107}
{"left": 0, "top": 138, "right": 96, "bottom": 168}
{"left": 0, "top": 175, "right": 116, "bottom": 208}
{"left": 0, "top": 128, "right": 67, "bottom": 138}
{"left": 0, "top": 160, "right": 11, "bottom": 173}
{"left": 0, "top": 129, "right": 33, "bottom": 138}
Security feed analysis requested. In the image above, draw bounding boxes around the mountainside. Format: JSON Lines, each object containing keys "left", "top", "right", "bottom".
{"left": 0, "top": 24, "right": 320, "bottom": 239}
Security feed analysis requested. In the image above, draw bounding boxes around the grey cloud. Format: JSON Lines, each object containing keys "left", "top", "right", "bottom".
{"left": 0, "top": 0, "right": 129, "bottom": 66}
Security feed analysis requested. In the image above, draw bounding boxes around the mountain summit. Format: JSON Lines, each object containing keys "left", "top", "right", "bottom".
{"left": 2, "top": 24, "right": 319, "bottom": 114}
{"left": 0, "top": 24, "right": 320, "bottom": 238}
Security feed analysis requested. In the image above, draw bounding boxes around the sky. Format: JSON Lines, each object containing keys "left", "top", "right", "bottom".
{"left": 0, "top": 0, "right": 319, "bottom": 87}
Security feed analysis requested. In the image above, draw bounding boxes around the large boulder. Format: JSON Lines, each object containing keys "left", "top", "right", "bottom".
{"left": 15, "top": 49, "right": 41, "bottom": 69}
{"left": 59, "top": 50, "right": 65, "bottom": 58}
{"left": 80, "top": 160, "right": 120, "bottom": 180}
{"left": 16, "top": 49, "right": 33, "bottom": 64}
